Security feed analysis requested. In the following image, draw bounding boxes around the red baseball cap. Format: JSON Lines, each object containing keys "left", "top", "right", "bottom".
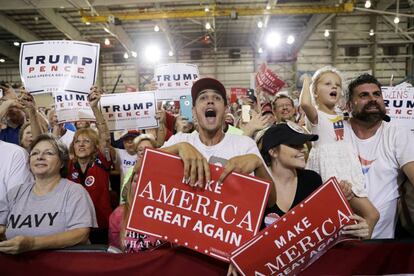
{"left": 191, "top": 77, "right": 227, "bottom": 106}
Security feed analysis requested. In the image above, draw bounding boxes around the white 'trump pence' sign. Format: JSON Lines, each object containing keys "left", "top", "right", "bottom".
{"left": 20, "top": 40, "right": 100, "bottom": 95}
{"left": 100, "top": 91, "right": 158, "bottom": 131}
{"left": 154, "top": 63, "right": 199, "bottom": 101}
{"left": 382, "top": 82, "right": 414, "bottom": 131}
{"left": 54, "top": 92, "right": 95, "bottom": 124}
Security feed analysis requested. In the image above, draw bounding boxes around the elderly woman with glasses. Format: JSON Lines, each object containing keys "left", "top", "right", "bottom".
{"left": 67, "top": 86, "right": 115, "bottom": 244}
{"left": 0, "top": 134, "right": 97, "bottom": 254}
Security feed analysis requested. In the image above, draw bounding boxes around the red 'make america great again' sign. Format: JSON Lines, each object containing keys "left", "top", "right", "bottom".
{"left": 127, "top": 148, "right": 271, "bottom": 261}
{"left": 230, "top": 177, "right": 357, "bottom": 275}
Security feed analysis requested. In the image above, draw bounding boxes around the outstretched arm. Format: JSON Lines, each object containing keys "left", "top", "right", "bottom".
{"left": 88, "top": 86, "right": 115, "bottom": 161}
{"left": 299, "top": 75, "right": 318, "bottom": 125}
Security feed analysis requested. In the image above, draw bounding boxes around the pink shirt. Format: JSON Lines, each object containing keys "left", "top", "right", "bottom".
{"left": 108, "top": 205, "right": 167, "bottom": 252}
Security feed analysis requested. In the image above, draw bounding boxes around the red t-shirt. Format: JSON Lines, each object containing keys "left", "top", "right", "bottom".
{"left": 67, "top": 151, "right": 112, "bottom": 229}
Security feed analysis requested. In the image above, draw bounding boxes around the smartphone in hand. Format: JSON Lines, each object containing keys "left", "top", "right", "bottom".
{"left": 180, "top": 95, "right": 193, "bottom": 122}
{"left": 241, "top": 104, "right": 251, "bottom": 123}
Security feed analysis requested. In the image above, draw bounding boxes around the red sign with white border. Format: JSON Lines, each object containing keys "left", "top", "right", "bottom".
{"left": 255, "top": 63, "right": 285, "bottom": 95}
{"left": 126, "top": 148, "right": 271, "bottom": 262}
{"left": 230, "top": 177, "right": 357, "bottom": 275}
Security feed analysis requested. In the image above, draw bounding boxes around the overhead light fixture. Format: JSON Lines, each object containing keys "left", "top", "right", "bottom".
{"left": 257, "top": 21, "right": 263, "bottom": 29}
{"left": 364, "top": 0, "right": 371, "bottom": 8}
{"left": 124, "top": 52, "right": 129, "bottom": 59}
{"left": 204, "top": 7, "right": 209, "bottom": 12}
{"left": 168, "top": 50, "right": 174, "bottom": 57}
{"left": 369, "top": 29, "right": 375, "bottom": 36}
{"left": 104, "top": 27, "right": 110, "bottom": 33}
{"left": 265, "top": 32, "right": 281, "bottom": 48}
{"left": 154, "top": 25, "right": 160, "bottom": 32}
{"left": 258, "top": 47, "right": 263, "bottom": 54}
{"left": 324, "top": 29, "right": 330, "bottom": 37}
{"left": 104, "top": 38, "right": 110, "bottom": 45}
{"left": 131, "top": 51, "right": 138, "bottom": 58}
{"left": 205, "top": 22, "right": 211, "bottom": 30}
{"left": 287, "top": 35, "right": 295, "bottom": 45}
{"left": 266, "top": 4, "right": 271, "bottom": 10}
{"left": 144, "top": 45, "right": 161, "bottom": 63}
{"left": 0, "top": 58, "right": 5, "bottom": 63}
{"left": 394, "top": 16, "right": 400, "bottom": 24}
{"left": 13, "top": 41, "right": 20, "bottom": 46}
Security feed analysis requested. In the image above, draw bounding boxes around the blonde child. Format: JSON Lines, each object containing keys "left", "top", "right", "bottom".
{"left": 300, "top": 66, "right": 379, "bottom": 238}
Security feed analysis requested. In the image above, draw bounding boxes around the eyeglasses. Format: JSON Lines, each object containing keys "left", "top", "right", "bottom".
{"left": 29, "top": 150, "right": 57, "bottom": 158}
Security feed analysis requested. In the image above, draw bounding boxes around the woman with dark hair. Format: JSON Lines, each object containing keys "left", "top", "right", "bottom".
{"left": 260, "top": 122, "right": 375, "bottom": 238}
{"left": 0, "top": 134, "right": 97, "bottom": 254}
{"left": 67, "top": 86, "right": 115, "bottom": 244}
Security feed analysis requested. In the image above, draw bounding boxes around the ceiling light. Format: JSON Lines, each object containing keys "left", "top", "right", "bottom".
{"left": 257, "top": 21, "right": 263, "bottom": 28}
{"left": 124, "top": 52, "right": 129, "bottom": 59}
{"left": 364, "top": 0, "right": 371, "bottom": 8}
{"left": 0, "top": 58, "right": 5, "bottom": 63}
{"left": 154, "top": 25, "right": 160, "bottom": 32}
{"left": 266, "top": 4, "right": 271, "bottom": 10}
{"left": 104, "top": 38, "right": 110, "bottom": 45}
{"left": 85, "top": 21, "right": 91, "bottom": 25}
{"left": 394, "top": 16, "right": 400, "bottom": 24}
{"left": 104, "top": 27, "right": 110, "bottom": 33}
{"left": 287, "top": 35, "right": 295, "bottom": 45}
{"left": 13, "top": 41, "right": 20, "bottom": 46}
{"left": 265, "top": 32, "right": 281, "bottom": 48}
{"left": 205, "top": 22, "right": 211, "bottom": 30}
{"left": 324, "top": 29, "right": 330, "bottom": 37}
{"left": 204, "top": 7, "right": 209, "bottom": 12}
{"left": 144, "top": 45, "right": 161, "bottom": 63}
{"left": 131, "top": 51, "right": 137, "bottom": 58}
{"left": 258, "top": 47, "right": 263, "bottom": 54}
{"left": 369, "top": 29, "right": 375, "bottom": 36}
{"left": 168, "top": 50, "right": 174, "bottom": 57}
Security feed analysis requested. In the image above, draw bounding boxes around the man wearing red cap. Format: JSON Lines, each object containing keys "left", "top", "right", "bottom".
{"left": 162, "top": 78, "right": 273, "bottom": 193}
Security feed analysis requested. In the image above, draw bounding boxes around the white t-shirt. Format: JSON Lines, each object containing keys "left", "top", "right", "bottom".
{"left": 345, "top": 121, "right": 414, "bottom": 238}
{"left": 0, "top": 141, "right": 33, "bottom": 201}
{"left": 115, "top": 148, "right": 137, "bottom": 182}
{"left": 162, "top": 132, "right": 262, "bottom": 168}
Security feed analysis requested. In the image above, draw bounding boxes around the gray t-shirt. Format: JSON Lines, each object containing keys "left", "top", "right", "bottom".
{"left": 0, "top": 178, "right": 97, "bottom": 239}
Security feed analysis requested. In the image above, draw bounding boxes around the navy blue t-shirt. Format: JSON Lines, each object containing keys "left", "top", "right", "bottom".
{"left": 0, "top": 125, "right": 21, "bottom": 145}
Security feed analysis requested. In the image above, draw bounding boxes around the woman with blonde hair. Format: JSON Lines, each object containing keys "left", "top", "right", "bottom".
{"left": 67, "top": 87, "right": 115, "bottom": 244}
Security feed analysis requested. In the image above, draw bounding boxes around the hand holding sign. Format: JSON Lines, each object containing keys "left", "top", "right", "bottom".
{"left": 88, "top": 86, "right": 101, "bottom": 108}
{"left": 19, "top": 89, "right": 36, "bottom": 111}
{"left": 170, "top": 142, "right": 211, "bottom": 187}
{"left": 218, "top": 153, "right": 263, "bottom": 184}
{"left": 341, "top": 214, "right": 369, "bottom": 238}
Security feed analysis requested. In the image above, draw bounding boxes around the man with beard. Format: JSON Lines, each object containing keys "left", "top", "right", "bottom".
{"left": 345, "top": 73, "right": 414, "bottom": 238}
{"left": 162, "top": 78, "right": 273, "bottom": 197}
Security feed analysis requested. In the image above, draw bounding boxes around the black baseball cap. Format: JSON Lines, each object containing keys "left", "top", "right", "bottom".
{"left": 261, "top": 122, "right": 318, "bottom": 155}
{"left": 191, "top": 77, "right": 227, "bottom": 106}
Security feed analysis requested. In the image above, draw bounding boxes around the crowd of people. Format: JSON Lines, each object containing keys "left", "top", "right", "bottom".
{"left": 0, "top": 67, "right": 413, "bottom": 262}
